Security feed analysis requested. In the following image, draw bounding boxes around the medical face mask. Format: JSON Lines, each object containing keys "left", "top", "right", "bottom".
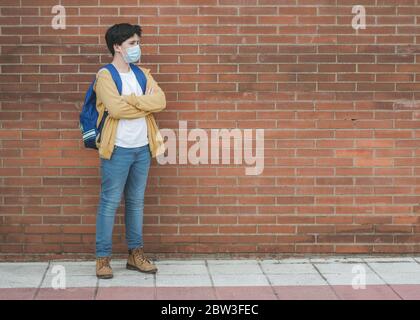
{"left": 122, "top": 44, "right": 141, "bottom": 63}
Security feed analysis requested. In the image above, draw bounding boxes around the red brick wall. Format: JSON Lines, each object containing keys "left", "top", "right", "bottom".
{"left": 1, "top": 0, "right": 420, "bottom": 260}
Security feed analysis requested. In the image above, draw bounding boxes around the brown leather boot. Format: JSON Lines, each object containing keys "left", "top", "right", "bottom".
{"left": 96, "top": 256, "right": 113, "bottom": 279}
{"left": 126, "top": 247, "right": 158, "bottom": 274}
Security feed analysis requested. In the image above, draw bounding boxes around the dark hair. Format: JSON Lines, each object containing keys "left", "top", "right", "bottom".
{"left": 105, "top": 23, "right": 142, "bottom": 56}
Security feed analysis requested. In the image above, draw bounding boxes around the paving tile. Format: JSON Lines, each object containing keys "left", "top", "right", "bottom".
{"left": 215, "top": 286, "right": 276, "bottom": 300}
{"left": 260, "top": 263, "right": 316, "bottom": 274}
{"left": 331, "top": 285, "right": 401, "bottom": 300}
{"left": 271, "top": 258, "right": 311, "bottom": 264}
{"left": 0, "top": 263, "right": 48, "bottom": 288}
{"left": 96, "top": 287, "right": 155, "bottom": 300}
{"left": 0, "top": 288, "right": 37, "bottom": 300}
{"left": 206, "top": 259, "right": 260, "bottom": 265}
{"left": 98, "top": 274, "right": 154, "bottom": 287}
{"left": 156, "top": 286, "right": 216, "bottom": 300}
{"left": 208, "top": 263, "right": 262, "bottom": 275}
{"left": 367, "top": 262, "right": 420, "bottom": 274}
{"left": 273, "top": 285, "right": 338, "bottom": 300}
{"left": 363, "top": 257, "right": 415, "bottom": 263}
{"left": 267, "top": 273, "right": 328, "bottom": 286}
{"left": 314, "top": 262, "right": 386, "bottom": 285}
{"left": 374, "top": 272, "right": 420, "bottom": 285}
{"left": 314, "top": 262, "right": 369, "bottom": 274}
{"left": 0, "top": 262, "right": 49, "bottom": 268}
{"left": 104, "top": 266, "right": 144, "bottom": 276}
{"left": 156, "top": 274, "right": 212, "bottom": 287}
{"left": 47, "top": 262, "right": 95, "bottom": 277}
{"left": 107, "top": 259, "right": 127, "bottom": 265}
{"left": 212, "top": 274, "right": 269, "bottom": 286}
{"left": 390, "top": 284, "right": 420, "bottom": 300}
{"left": 258, "top": 258, "right": 312, "bottom": 265}
{"left": 40, "top": 275, "right": 97, "bottom": 288}
{"left": 154, "top": 260, "right": 206, "bottom": 265}
{"left": 35, "top": 287, "right": 96, "bottom": 300}
{"left": 153, "top": 264, "right": 208, "bottom": 275}
{"left": 321, "top": 272, "right": 385, "bottom": 286}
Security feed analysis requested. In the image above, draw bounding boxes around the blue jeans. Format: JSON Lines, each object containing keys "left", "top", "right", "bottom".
{"left": 96, "top": 144, "right": 151, "bottom": 257}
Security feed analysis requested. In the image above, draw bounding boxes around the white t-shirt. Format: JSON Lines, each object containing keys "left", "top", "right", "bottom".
{"left": 102, "top": 67, "right": 149, "bottom": 148}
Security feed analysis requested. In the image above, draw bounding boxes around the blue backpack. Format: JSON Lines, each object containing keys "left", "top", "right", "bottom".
{"left": 79, "top": 63, "right": 147, "bottom": 149}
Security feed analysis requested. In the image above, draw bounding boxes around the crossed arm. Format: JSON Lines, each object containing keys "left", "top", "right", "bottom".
{"left": 94, "top": 68, "right": 166, "bottom": 120}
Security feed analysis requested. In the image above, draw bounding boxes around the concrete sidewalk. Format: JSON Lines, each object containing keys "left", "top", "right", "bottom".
{"left": 1, "top": 256, "right": 420, "bottom": 300}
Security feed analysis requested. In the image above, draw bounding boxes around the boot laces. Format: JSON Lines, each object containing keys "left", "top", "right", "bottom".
{"left": 134, "top": 248, "right": 151, "bottom": 264}
{"left": 98, "top": 257, "right": 111, "bottom": 270}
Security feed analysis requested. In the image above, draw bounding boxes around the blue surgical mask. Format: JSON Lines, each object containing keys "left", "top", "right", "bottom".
{"left": 122, "top": 44, "right": 141, "bottom": 63}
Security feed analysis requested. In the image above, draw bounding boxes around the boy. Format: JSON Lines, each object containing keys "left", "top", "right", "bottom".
{"left": 93, "top": 23, "right": 166, "bottom": 279}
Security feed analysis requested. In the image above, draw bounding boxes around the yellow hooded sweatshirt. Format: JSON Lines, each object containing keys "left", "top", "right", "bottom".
{"left": 93, "top": 65, "right": 166, "bottom": 160}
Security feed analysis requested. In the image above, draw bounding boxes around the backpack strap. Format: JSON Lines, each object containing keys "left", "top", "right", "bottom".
{"left": 97, "top": 63, "right": 147, "bottom": 95}
{"left": 129, "top": 63, "right": 147, "bottom": 94}
{"left": 102, "top": 63, "right": 123, "bottom": 95}
{"left": 95, "top": 63, "right": 123, "bottom": 143}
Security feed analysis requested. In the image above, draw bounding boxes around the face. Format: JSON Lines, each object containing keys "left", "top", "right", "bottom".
{"left": 114, "top": 34, "right": 140, "bottom": 57}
